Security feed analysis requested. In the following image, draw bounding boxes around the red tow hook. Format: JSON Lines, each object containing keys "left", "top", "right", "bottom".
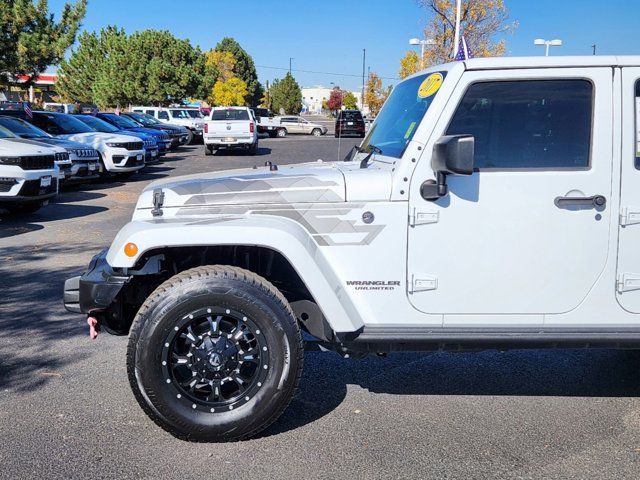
{"left": 87, "top": 316, "right": 100, "bottom": 340}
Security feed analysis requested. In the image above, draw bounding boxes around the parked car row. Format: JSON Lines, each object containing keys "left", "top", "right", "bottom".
{"left": 0, "top": 108, "right": 193, "bottom": 215}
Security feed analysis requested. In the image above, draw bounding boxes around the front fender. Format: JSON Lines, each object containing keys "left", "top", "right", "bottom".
{"left": 106, "top": 215, "right": 364, "bottom": 333}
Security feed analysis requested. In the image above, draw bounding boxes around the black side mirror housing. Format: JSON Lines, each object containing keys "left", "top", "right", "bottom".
{"left": 421, "top": 135, "right": 475, "bottom": 201}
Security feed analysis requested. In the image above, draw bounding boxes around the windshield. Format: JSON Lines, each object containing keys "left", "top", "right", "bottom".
{"left": 361, "top": 71, "right": 447, "bottom": 158}
{"left": 77, "top": 115, "right": 120, "bottom": 133}
{"left": 0, "top": 124, "right": 16, "bottom": 138}
{"left": 211, "top": 109, "right": 250, "bottom": 121}
{"left": 0, "top": 117, "right": 50, "bottom": 138}
{"left": 128, "top": 113, "right": 160, "bottom": 126}
{"left": 47, "top": 114, "right": 94, "bottom": 134}
{"left": 186, "top": 110, "right": 202, "bottom": 119}
{"left": 170, "top": 109, "right": 192, "bottom": 119}
{"left": 102, "top": 113, "right": 138, "bottom": 129}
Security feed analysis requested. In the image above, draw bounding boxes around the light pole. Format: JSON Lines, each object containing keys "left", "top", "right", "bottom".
{"left": 534, "top": 38, "right": 563, "bottom": 56}
{"left": 289, "top": 57, "right": 294, "bottom": 74}
{"left": 409, "top": 38, "right": 436, "bottom": 69}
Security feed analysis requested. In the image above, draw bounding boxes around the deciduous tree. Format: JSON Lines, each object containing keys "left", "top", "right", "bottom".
{"left": 0, "top": 0, "right": 87, "bottom": 85}
{"left": 270, "top": 73, "right": 302, "bottom": 115}
{"left": 213, "top": 37, "right": 262, "bottom": 106}
{"left": 364, "top": 72, "right": 389, "bottom": 116}
{"left": 398, "top": 50, "right": 421, "bottom": 79}
{"left": 414, "top": 0, "right": 516, "bottom": 66}
{"left": 342, "top": 91, "right": 358, "bottom": 110}
{"left": 210, "top": 77, "right": 248, "bottom": 106}
{"left": 327, "top": 88, "right": 343, "bottom": 112}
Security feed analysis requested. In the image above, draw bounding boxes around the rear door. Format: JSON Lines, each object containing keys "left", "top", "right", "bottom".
{"left": 616, "top": 69, "right": 640, "bottom": 312}
{"left": 407, "top": 68, "right": 614, "bottom": 322}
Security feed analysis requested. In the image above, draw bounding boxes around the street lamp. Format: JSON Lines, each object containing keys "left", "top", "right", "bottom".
{"left": 534, "top": 38, "right": 563, "bottom": 56}
{"left": 409, "top": 38, "right": 436, "bottom": 69}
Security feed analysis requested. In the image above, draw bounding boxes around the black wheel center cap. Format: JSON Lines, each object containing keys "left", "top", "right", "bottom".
{"left": 208, "top": 352, "right": 223, "bottom": 368}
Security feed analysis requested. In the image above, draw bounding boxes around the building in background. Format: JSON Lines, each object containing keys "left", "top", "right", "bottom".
{"left": 0, "top": 73, "right": 59, "bottom": 104}
{"left": 301, "top": 86, "right": 368, "bottom": 115}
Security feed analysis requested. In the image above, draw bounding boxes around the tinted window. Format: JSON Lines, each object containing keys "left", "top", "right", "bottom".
{"left": 210, "top": 110, "right": 250, "bottom": 121}
{"left": 33, "top": 113, "right": 94, "bottom": 134}
{"left": 0, "top": 125, "right": 16, "bottom": 138}
{"left": 447, "top": 80, "right": 592, "bottom": 169}
{"left": 342, "top": 111, "right": 363, "bottom": 122}
{"left": 102, "top": 113, "right": 139, "bottom": 129}
{"left": 77, "top": 115, "right": 120, "bottom": 133}
{"left": 158, "top": 111, "right": 169, "bottom": 120}
{"left": 634, "top": 80, "right": 640, "bottom": 169}
{"left": 170, "top": 109, "right": 191, "bottom": 119}
{"left": 0, "top": 117, "right": 49, "bottom": 138}
{"left": 281, "top": 117, "right": 296, "bottom": 123}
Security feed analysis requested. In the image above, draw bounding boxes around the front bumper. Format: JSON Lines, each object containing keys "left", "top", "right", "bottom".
{"left": 145, "top": 147, "right": 160, "bottom": 164}
{"left": 64, "top": 249, "right": 130, "bottom": 314}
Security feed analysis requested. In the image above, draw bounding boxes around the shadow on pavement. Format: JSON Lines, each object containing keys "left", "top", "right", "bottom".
{"left": 261, "top": 347, "right": 640, "bottom": 438}
{"left": 0, "top": 242, "right": 101, "bottom": 392}
{"left": 0, "top": 222, "right": 44, "bottom": 239}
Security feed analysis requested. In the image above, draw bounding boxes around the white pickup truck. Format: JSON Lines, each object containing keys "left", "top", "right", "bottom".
{"left": 203, "top": 107, "right": 259, "bottom": 155}
{"left": 65, "top": 56, "right": 640, "bottom": 442}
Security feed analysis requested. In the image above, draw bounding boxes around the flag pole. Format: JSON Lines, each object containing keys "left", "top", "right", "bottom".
{"left": 453, "top": 0, "right": 462, "bottom": 58}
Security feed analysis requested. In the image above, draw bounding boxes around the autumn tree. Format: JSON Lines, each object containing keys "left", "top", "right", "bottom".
{"left": 398, "top": 50, "right": 421, "bottom": 79}
{"left": 342, "top": 91, "right": 358, "bottom": 110}
{"left": 364, "top": 72, "right": 389, "bottom": 116}
{"left": 327, "top": 88, "right": 343, "bottom": 113}
{"left": 206, "top": 50, "right": 236, "bottom": 81}
{"left": 0, "top": 0, "right": 87, "bottom": 86}
{"left": 210, "top": 77, "right": 248, "bottom": 106}
{"left": 398, "top": 0, "right": 516, "bottom": 75}
{"left": 213, "top": 37, "right": 263, "bottom": 106}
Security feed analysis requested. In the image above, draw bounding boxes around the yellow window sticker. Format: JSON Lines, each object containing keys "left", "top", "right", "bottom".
{"left": 418, "top": 73, "right": 444, "bottom": 98}
{"left": 404, "top": 121, "right": 417, "bottom": 139}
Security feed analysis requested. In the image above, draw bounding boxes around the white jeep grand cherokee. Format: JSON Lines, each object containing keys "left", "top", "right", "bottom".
{"left": 0, "top": 129, "right": 59, "bottom": 214}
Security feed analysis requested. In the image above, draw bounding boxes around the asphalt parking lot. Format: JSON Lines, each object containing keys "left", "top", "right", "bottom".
{"left": 2, "top": 135, "right": 640, "bottom": 479}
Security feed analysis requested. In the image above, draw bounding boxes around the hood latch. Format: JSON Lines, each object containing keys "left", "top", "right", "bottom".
{"left": 151, "top": 188, "right": 165, "bottom": 217}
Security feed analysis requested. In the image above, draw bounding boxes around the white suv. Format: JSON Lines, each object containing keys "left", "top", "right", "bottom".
{"left": 130, "top": 107, "right": 204, "bottom": 144}
{"left": 0, "top": 132, "right": 59, "bottom": 214}
{"left": 29, "top": 111, "right": 145, "bottom": 175}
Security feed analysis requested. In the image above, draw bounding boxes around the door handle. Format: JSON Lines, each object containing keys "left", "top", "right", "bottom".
{"left": 555, "top": 195, "right": 606, "bottom": 209}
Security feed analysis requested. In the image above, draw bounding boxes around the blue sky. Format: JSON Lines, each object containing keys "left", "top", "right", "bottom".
{"left": 49, "top": 0, "right": 639, "bottom": 91}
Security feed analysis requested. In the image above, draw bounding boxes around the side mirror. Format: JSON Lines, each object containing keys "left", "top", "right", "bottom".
{"left": 421, "top": 135, "right": 475, "bottom": 201}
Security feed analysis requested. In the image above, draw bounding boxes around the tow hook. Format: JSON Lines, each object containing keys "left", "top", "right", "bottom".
{"left": 87, "top": 316, "right": 100, "bottom": 340}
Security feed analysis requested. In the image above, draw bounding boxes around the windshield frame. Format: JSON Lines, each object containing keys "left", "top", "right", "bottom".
{"left": 360, "top": 70, "right": 448, "bottom": 159}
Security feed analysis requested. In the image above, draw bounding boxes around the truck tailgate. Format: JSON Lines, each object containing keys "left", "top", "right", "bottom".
{"left": 205, "top": 120, "right": 252, "bottom": 137}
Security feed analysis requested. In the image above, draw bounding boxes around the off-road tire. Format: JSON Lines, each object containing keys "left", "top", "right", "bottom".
{"left": 126, "top": 265, "right": 304, "bottom": 442}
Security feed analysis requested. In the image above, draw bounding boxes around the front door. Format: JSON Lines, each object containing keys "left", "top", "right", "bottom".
{"left": 407, "top": 68, "right": 614, "bottom": 323}
{"left": 616, "top": 68, "right": 640, "bottom": 312}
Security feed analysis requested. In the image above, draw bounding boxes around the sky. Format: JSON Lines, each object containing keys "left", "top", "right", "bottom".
{"left": 48, "top": 0, "right": 640, "bottom": 92}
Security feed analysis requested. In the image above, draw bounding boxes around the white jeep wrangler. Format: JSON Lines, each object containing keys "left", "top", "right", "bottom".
{"left": 64, "top": 56, "right": 640, "bottom": 441}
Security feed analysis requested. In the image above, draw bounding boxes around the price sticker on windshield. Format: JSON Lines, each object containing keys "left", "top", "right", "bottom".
{"left": 418, "top": 73, "right": 444, "bottom": 98}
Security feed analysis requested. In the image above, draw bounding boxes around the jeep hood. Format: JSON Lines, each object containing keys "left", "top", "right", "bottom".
{"left": 135, "top": 161, "right": 392, "bottom": 212}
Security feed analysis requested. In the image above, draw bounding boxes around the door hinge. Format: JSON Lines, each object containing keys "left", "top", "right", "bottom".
{"left": 620, "top": 207, "right": 640, "bottom": 226}
{"left": 617, "top": 273, "right": 640, "bottom": 293}
{"left": 409, "top": 208, "right": 439, "bottom": 227}
{"left": 409, "top": 274, "right": 438, "bottom": 293}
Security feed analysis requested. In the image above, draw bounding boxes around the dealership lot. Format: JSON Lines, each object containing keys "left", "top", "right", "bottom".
{"left": 2, "top": 136, "right": 640, "bottom": 479}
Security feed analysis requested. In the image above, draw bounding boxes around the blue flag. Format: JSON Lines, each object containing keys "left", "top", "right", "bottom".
{"left": 454, "top": 36, "right": 474, "bottom": 61}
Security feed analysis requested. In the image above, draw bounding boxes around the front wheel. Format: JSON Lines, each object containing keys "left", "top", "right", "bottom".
{"left": 276, "top": 128, "right": 287, "bottom": 138}
{"left": 127, "top": 266, "right": 304, "bottom": 442}
{"left": 311, "top": 128, "right": 322, "bottom": 137}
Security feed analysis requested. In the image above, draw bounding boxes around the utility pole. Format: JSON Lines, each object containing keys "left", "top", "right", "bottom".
{"left": 592, "top": 44, "right": 597, "bottom": 55}
{"left": 289, "top": 57, "right": 293, "bottom": 74}
{"left": 361, "top": 48, "right": 366, "bottom": 111}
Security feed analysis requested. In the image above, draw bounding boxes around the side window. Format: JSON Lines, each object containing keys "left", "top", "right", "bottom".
{"left": 158, "top": 111, "right": 169, "bottom": 120}
{"left": 447, "top": 80, "right": 593, "bottom": 169}
{"left": 145, "top": 110, "right": 155, "bottom": 116}
{"left": 635, "top": 80, "right": 640, "bottom": 169}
